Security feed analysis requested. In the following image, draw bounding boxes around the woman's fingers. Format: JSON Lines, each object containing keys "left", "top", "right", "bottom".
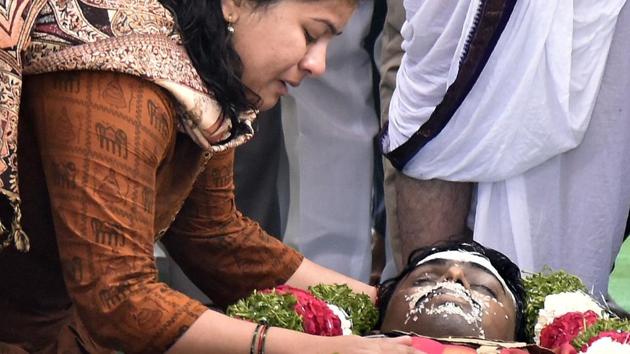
{"left": 383, "top": 335, "right": 413, "bottom": 346}
{"left": 325, "top": 335, "right": 426, "bottom": 354}
{"left": 374, "top": 336, "right": 426, "bottom": 354}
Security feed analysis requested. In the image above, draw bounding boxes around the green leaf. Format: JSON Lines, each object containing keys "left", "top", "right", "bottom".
{"left": 571, "top": 318, "right": 630, "bottom": 351}
{"left": 523, "top": 269, "right": 587, "bottom": 341}
{"left": 226, "top": 290, "right": 303, "bottom": 332}
{"left": 309, "top": 284, "right": 378, "bottom": 335}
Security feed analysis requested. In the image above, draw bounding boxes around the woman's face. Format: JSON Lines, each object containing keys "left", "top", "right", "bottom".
{"left": 223, "top": 0, "right": 355, "bottom": 111}
{"left": 380, "top": 259, "right": 517, "bottom": 341}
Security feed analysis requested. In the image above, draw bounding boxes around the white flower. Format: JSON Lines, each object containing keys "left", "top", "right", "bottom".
{"left": 534, "top": 291, "right": 605, "bottom": 344}
{"left": 579, "top": 336, "right": 630, "bottom": 354}
{"left": 326, "top": 303, "right": 353, "bottom": 336}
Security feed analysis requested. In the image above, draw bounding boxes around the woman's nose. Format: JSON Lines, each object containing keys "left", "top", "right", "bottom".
{"left": 441, "top": 264, "right": 470, "bottom": 289}
{"left": 299, "top": 42, "right": 327, "bottom": 77}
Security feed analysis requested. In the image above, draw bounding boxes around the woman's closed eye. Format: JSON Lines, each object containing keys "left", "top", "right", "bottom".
{"left": 304, "top": 29, "right": 316, "bottom": 44}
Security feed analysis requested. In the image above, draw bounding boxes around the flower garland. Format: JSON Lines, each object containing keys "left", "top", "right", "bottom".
{"left": 524, "top": 270, "right": 630, "bottom": 353}
{"left": 523, "top": 270, "right": 588, "bottom": 341}
{"left": 309, "top": 283, "right": 378, "bottom": 335}
{"left": 226, "top": 284, "right": 378, "bottom": 336}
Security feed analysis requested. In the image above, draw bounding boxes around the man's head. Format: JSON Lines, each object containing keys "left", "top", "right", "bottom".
{"left": 379, "top": 241, "right": 526, "bottom": 341}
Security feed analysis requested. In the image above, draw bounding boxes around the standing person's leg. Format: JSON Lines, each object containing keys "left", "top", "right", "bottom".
{"left": 395, "top": 175, "right": 472, "bottom": 263}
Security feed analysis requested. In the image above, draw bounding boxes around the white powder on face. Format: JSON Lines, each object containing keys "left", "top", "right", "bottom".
{"left": 416, "top": 251, "right": 516, "bottom": 306}
{"left": 403, "top": 281, "right": 493, "bottom": 339}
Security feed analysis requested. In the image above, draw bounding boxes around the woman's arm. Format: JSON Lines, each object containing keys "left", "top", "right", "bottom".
{"left": 161, "top": 149, "right": 377, "bottom": 306}
{"left": 161, "top": 149, "right": 304, "bottom": 307}
{"left": 286, "top": 258, "right": 377, "bottom": 303}
{"left": 167, "top": 309, "right": 424, "bottom": 354}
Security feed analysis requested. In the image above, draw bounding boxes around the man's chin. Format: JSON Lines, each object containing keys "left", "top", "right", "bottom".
{"left": 408, "top": 311, "right": 482, "bottom": 339}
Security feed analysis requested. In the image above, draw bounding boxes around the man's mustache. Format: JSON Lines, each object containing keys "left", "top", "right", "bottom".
{"left": 414, "top": 283, "right": 482, "bottom": 311}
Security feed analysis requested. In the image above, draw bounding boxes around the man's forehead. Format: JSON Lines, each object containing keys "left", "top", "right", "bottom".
{"left": 406, "top": 252, "right": 515, "bottom": 302}
{"left": 411, "top": 258, "right": 503, "bottom": 282}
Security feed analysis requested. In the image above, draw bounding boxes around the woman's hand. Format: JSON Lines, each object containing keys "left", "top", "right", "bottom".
{"left": 167, "top": 310, "right": 426, "bottom": 354}
{"left": 269, "top": 333, "right": 426, "bottom": 354}
{"left": 286, "top": 258, "right": 378, "bottom": 303}
{"left": 322, "top": 335, "right": 426, "bottom": 354}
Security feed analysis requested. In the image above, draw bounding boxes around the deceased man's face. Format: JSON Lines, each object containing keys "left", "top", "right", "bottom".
{"left": 380, "top": 256, "right": 517, "bottom": 341}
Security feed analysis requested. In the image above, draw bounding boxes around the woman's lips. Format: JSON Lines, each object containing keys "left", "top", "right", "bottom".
{"left": 278, "top": 80, "right": 288, "bottom": 95}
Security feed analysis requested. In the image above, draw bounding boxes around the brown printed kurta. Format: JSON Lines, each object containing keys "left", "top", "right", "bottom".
{"left": 1, "top": 0, "right": 256, "bottom": 252}
{"left": 0, "top": 71, "right": 303, "bottom": 353}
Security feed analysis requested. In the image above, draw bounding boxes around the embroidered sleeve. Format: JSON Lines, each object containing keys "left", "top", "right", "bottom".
{"left": 161, "top": 149, "right": 304, "bottom": 308}
{"left": 24, "top": 71, "right": 207, "bottom": 354}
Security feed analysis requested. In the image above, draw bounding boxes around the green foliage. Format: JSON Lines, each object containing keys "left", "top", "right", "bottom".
{"left": 226, "top": 290, "right": 303, "bottom": 332}
{"left": 309, "top": 284, "right": 378, "bottom": 335}
{"left": 571, "top": 318, "right": 630, "bottom": 351}
{"left": 226, "top": 284, "right": 379, "bottom": 336}
{"left": 523, "top": 270, "right": 587, "bottom": 341}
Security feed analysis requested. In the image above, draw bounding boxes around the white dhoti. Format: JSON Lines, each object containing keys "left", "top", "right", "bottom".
{"left": 385, "top": 0, "right": 630, "bottom": 294}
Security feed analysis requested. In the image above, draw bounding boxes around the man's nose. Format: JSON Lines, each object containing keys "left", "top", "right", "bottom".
{"left": 299, "top": 42, "right": 327, "bottom": 77}
{"left": 441, "top": 264, "right": 470, "bottom": 289}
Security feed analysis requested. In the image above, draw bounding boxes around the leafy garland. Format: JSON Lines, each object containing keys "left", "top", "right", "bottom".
{"left": 524, "top": 269, "right": 630, "bottom": 352}
{"left": 572, "top": 318, "right": 630, "bottom": 350}
{"left": 523, "top": 269, "right": 587, "bottom": 341}
{"left": 309, "top": 284, "right": 378, "bottom": 335}
{"left": 226, "top": 284, "right": 378, "bottom": 335}
{"left": 226, "top": 290, "right": 303, "bottom": 332}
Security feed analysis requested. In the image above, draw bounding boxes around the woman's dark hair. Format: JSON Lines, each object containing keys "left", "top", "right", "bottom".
{"left": 159, "top": 0, "right": 273, "bottom": 123}
{"left": 378, "top": 240, "right": 527, "bottom": 342}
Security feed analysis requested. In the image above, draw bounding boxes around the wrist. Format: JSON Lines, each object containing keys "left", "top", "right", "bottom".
{"left": 368, "top": 285, "right": 378, "bottom": 305}
{"left": 249, "top": 324, "right": 269, "bottom": 354}
{"left": 260, "top": 326, "right": 322, "bottom": 354}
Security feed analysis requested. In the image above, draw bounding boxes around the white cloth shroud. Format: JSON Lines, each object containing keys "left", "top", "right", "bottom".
{"left": 386, "top": 0, "right": 630, "bottom": 294}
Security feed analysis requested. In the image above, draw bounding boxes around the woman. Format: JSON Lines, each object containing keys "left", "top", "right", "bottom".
{"left": 0, "top": 0, "right": 422, "bottom": 353}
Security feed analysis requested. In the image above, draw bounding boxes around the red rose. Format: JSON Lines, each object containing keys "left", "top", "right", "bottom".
{"left": 550, "top": 343, "right": 578, "bottom": 354}
{"left": 540, "top": 311, "right": 599, "bottom": 349}
{"left": 581, "top": 330, "right": 630, "bottom": 352}
{"left": 271, "top": 285, "right": 343, "bottom": 336}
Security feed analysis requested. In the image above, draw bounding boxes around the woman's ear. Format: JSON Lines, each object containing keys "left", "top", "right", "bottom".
{"left": 221, "top": 0, "right": 242, "bottom": 23}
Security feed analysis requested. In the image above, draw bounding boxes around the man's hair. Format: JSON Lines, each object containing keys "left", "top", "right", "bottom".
{"left": 378, "top": 241, "right": 527, "bottom": 341}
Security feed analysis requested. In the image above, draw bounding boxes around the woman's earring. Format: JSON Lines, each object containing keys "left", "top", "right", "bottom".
{"left": 227, "top": 15, "right": 235, "bottom": 33}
